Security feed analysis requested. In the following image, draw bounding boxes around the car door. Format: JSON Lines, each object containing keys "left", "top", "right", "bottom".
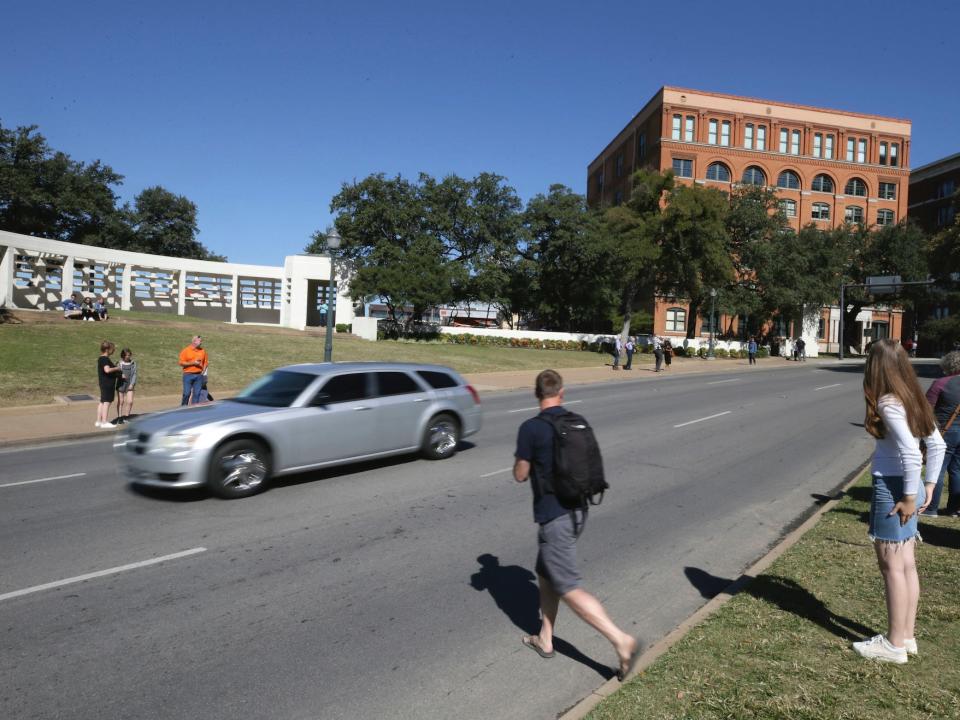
{"left": 290, "top": 371, "right": 375, "bottom": 467}
{"left": 371, "top": 371, "right": 431, "bottom": 452}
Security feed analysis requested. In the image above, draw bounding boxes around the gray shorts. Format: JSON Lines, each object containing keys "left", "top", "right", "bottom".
{"left": 535, "top": 510, "right": 585, "bottom": 595}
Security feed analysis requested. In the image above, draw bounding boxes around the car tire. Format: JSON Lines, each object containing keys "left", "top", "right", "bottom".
{"left": 422, "top": 413, "right": 460, "bottom": 460}
{"left": 208, "top": 438, "right": 271, "bottom": 499}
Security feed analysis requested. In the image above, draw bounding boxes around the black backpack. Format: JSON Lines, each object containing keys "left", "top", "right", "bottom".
{"left": 538, "top": 410, "right": 608, "bottom": 509}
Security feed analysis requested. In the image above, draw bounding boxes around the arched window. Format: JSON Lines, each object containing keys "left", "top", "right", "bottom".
{"left": 845, "top": 178, "right": 867, "bottom": 196}
{"left": 705, "top": 162, "right": 731, "bottom": 182}
{"left": 845, "top": 205, "right": 864, "bottom": 224}
{"left": 777, "top": 171, "right": 800, "bottom": 190}
{"left": 812, "top": 174, "right": 834, "bottom": 193}
{"left": 742, "top": 166, "right": 766, "bottom": 186}
{"left": 665, "top": 308, "right": 686, "bottom": 333}
{"left": 812, "top": 202, "right": 831, "bottom": 221}
{"left": 876, "top": 209, "right": 895, "bottom": 226}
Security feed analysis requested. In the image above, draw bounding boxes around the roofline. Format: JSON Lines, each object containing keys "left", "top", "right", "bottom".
{"left": 663, "top": 85, "right": 912, "bottom": 125}
{"left": 909, "top": 151, "right": 960, "bottom": 179}
{"left": 588, "top": 88, "right": 665, "bottom": 169}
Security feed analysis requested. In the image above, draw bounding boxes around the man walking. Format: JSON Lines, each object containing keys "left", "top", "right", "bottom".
{"left": 653, "top": 335, "right": 664, "bottom": 372}
{"left": 623, "top": 336, "right": 635, "bottom": 370}
{"left": 513, "top": 369, "right": 639, "bottom": 681}
{"left": 748, "top": 336, "right": 758, "bottom": 365}
{"left": 179, "top": 335, "right": 209, "bottom": 406}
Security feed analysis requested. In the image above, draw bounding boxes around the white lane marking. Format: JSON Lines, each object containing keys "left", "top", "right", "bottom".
{"left": 480, "top": 467, "right": 513, "bottom": 478}
{"left": 0, "top": 548, "right": 207, "bottom": 603}
{"left": 507, "top": 399, "right": 582, "bottom": 414}
{"left": 0, "top": 472, "right": 87, "bottom": 489}
{"left": 673, "top": 411, "right": 732, "bottom": 428}
{"left": 706, "top": 378, "right": 740, "bottom": 385}
{"left": 814, "top": 383, "right": 843, "bottom": 391}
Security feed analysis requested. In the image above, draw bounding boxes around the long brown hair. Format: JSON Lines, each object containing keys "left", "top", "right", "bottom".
{"left": 863, "top": 339, "right": 935, "bottom": 438}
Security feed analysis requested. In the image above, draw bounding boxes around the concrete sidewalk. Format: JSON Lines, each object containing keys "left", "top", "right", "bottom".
{"left": 0, "top": 355, "right": 857, "bottom": 448}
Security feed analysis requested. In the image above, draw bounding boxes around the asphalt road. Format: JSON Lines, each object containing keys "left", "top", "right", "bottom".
{"left": 1, "top": 362, "right": 876, "bottom": 720}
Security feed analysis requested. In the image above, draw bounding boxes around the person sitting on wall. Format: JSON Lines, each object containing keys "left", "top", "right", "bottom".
{"left": 61, "top": 294, "right": 83, "bottom": 320}
{"left": 94, "top": 296, "right": 109, "bottom": 321}
{"left": 81, "top": 296, "right": 97, "bottom": 321}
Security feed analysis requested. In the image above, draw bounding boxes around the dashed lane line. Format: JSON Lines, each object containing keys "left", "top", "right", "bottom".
{"left": 673, "top": 411, "right": 732, "bottom": 428}
{"left": 814, "top": 383, "right": 844, "bottom": 391}
{"left": 0, "top": 472, "right": 87, "bottom": 489}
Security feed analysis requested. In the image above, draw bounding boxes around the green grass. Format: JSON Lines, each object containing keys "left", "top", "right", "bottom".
{"left": 0, "top": 310, "right": 630, "bottom": 406}
{"left": 588, "top": 474, "right": 960, "bottom": 720}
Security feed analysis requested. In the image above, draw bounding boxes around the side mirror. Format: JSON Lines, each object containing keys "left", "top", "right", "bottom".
{"left": 311, "top": 392, "right": 331, "bottom": 407}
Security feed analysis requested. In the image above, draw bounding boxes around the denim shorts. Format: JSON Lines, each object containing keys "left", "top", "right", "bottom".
{"left": 868, "top": 474, "right": 924, "bottom": 543}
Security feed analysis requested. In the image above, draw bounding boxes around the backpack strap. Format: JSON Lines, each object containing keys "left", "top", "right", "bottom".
{"left": 942, "top": 403, "right": 960, "bottom": 434}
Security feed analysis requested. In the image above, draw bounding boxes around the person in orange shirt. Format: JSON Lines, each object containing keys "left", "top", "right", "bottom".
{"left": 179, "top": 335, "right": 209, "bottom": 406}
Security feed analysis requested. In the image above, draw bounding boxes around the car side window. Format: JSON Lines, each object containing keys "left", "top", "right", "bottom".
{"left": 416, "top": 370, "right": 458, "bottom": 389}
{"left": 317, "top": 373, "right": 370, "bottom": 403}
{"left": 375, "top": 371, "right": 422, "bottom": 397}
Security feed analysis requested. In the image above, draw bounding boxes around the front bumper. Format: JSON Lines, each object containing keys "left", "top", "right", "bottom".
{"left": 114, "top": 432, "right": 208, "bottom": 489}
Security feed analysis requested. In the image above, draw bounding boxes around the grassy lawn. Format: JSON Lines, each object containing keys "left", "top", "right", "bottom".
{"left": 0, "top": 310, "right": 634, "bottom": 406}
{"left": 589, "top": 473, "right": 960, "bottom": 720}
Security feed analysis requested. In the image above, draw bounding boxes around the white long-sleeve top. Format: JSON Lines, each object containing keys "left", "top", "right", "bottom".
{"left": 872, "top": 395, "right": 946, "bottom": 496}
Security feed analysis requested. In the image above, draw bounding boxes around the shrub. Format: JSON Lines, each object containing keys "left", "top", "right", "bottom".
{"left": 715, "top": 348, "right": 729, "bottom": 358}
{"left": 641, "top": 344, "right": 653, "bottom": 354}
{"left": 758, "top": 347, "right": 770, "bottom": 358}
{"left": 335, "top": 323, "right": 352, "bottom": 333}
{"left": 697, "top": 346, "right": 708, "bottom": 358}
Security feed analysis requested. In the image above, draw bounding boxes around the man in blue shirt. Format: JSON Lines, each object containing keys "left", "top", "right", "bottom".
{"left": 513, "top": 369, "right": 638, "bottom": 681}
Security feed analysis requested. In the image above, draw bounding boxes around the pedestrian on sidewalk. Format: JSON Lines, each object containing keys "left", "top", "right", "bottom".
{"left": 748, "top": 337, "right": 758, "bottom": 365}
{"left": 923, "top": 351, "right": 960, "bottom": 516}
{"left": 513, "top": 369, "right": 639, "bottom": 680}
{"left": 653, "top": 335, "right": 664, "bottom": 372}
{"left": 611, "top": 336, "right": 622, "bottom": 370}
{"left": 178, "top": 335, "right": 209, "bottom": 406}
{"left": 797, "top": 337, "right": 806, "bottom": 361}
{"left": 853, "top": 339, "right": 945, "bottom": 664}
{"left": 117, "top": 348, "right": 138, "bottom": 422}
{"left": 95, "top": 341, "right": 122, "bottom": 428}
{"left": 623, "top": 336, "right": 635, "bottom": 370}
{"left": 662, "top": 338, "right": 673, "bottom": 369}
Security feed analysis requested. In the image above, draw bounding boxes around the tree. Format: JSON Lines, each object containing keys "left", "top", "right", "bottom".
{"left": 656, "top": 181, "right": 733, "bottom": 339}
{"left": 926, "top": 207, "right": 960, "bottom": 349}
{"left": 126, "top": 186, "right": 224, "bottom": 261}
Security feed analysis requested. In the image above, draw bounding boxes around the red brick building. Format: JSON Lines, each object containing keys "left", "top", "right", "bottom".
{"left": 909, "top": 151, "right": 959, "bottom": 234}
{"left": 587, "top": 86, "right": 909, "bottom": 349}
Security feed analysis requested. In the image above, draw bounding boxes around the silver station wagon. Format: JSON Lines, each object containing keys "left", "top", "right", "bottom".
{"left": 114, "top": 362, "right": 482, "bottom": 499}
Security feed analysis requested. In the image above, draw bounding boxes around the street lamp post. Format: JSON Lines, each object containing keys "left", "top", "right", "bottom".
{"left": 323, "top": 228, "right": 341, "bottom": 363}
{"left": 707, "top": 288, "right": 717, "bottom": 359}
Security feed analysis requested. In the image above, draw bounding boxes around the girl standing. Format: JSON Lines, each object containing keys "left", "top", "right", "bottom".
{"left": 853, "top": 339, "right": 945, "bottom": 663}
{"left": 96, "top": 341, "right": 122, "bottom": 428}
{"left": 117, "top": 348, "right": 138, "bottom": 422}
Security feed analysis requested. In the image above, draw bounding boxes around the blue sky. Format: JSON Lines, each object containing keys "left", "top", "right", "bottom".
{"left": 4, "top": 0, "right": 957, "bottom": 265}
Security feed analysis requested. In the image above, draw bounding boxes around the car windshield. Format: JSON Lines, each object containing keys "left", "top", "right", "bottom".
{"left": 230, "top": 370, "right": 316, "bottom": 407}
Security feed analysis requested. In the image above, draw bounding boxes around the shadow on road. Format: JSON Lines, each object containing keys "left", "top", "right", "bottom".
{"left": 469, "top": 554, "right": 615, "bottom": 680}
{"left": 684, "top": 567, "right": 876, "bottom": 641}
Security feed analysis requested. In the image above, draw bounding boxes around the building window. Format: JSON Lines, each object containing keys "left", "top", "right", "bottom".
{"left": 744, "top": 123, "right": 754, "bottom": 149}
{"left": 845, "top": 205, "right": 864, "bottom": 224}
{"left": 597, "top": 171, "right": 604, "bottom": 192}
{"left": 777, "top": 171, "right": 800, "bottom": 190}
{"left": 890, "top": 143, "right": 898, "bottom": 167}
{"left": 818, "top": 318, "right": 825, "bottom": 339}
{"left": 878, "top": 182, "right": 897, "bottom": 200}
{"left": 845, "top": 178, "right": 867, "bottom": 196}
{"left": 857, "top": 139, "right": 867, "bottom": 163}
{"left": 937, "top": 179, "right": 955, "bottom": 199}
{"left": 846, "top": 138, "right": 855, "bottom": 162}
{"left": 825, "top": 134, "right": 834, "bottom": 159}
{"left": 876, "top": 209, "right": 895, "bottom": 226}
{"left": 779, "top": 129, "right": 789, "bottom": 153}
{"left": 665, "top": 307, "right": 686, "bottom": 332}
{"left": 613, "top": 190, "right": 623, "bottom": 206}
{"left": 615, "top": 154, "right": 624, "bottom": 177}
{"left": 812, "top": 174, "right": 834, "bottom": 193}
{"left": 721, "top": 121, "right": 731, "bottom": 147}
{"left": 672, "top": 158, "right": 693, "bottom": 178}
{"left": 780, "top": 199, "right": 797, "bottom": 217}
{"left": 812, "top": 202, "right": 831, "bottom": 221}
{"left": 636, "top": 133, "right": 646, "bottom": 160}
{"left": 756, "top": 125, "right": 766, "bottom": 150}
{"left": 701, "top": 309, "right": 720, "bottom": 335}
{"left": 742, "top": 166, "right": 766, "bottom": 186}
{"left": 685, "top": 116, "right": 695, "bottom": 142}
{"left": 705, "top": 162, "right": 731, "bottom": 182}
{"left": 791, "top": 130, "right": 801, "bottom": 155}
{"left": 672, "top": 114, "right": 682, "bottom": 140}
{"left": 813, "top": 133, "right": 822, "bottom": 158}
{"left": 937, "top": 206, "right": 956, "bottom": 227}
{"left": 879, "top": 142, "right": 888, "bottom": 165}
{"left": 708, "top": 119, "right": 718, "bottom": 145}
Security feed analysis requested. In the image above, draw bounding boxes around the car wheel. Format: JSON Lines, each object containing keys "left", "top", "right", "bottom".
{"left": 208, "top": 438, "right": 271, "bottom": 499}
{"left": 422, "top": 413, "right": 460, "bottom": 460}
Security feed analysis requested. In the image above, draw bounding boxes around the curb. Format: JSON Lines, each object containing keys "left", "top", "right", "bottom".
{"left": 559, "top": 458, "right": 871, "bottom": 720}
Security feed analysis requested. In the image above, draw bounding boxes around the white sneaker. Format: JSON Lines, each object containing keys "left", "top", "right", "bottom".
{"left": 852, "top": 634, "right": 908, "bottom": 664}
{"left": 904, "top": 638, "right": 918, "bottom": 655}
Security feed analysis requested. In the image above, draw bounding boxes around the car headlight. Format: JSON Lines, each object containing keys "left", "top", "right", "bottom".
{"left": 158, "top": 433, "right": 201, "bottom": 452}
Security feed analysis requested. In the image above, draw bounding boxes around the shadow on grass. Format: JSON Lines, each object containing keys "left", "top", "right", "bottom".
{"left": 469, "top": 554, "right": 615, "bottom": 680}
{"left": 685, "top": 567, "right": 876, "bottom": 641}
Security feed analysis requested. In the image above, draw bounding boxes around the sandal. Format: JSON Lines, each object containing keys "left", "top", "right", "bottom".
{"left": 521, "top": 635, "right": 555, "bottom": 659}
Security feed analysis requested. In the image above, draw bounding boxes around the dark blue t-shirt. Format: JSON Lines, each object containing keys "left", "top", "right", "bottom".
{"left": 515, "top": 406, "right": 568, "bottom": 524}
